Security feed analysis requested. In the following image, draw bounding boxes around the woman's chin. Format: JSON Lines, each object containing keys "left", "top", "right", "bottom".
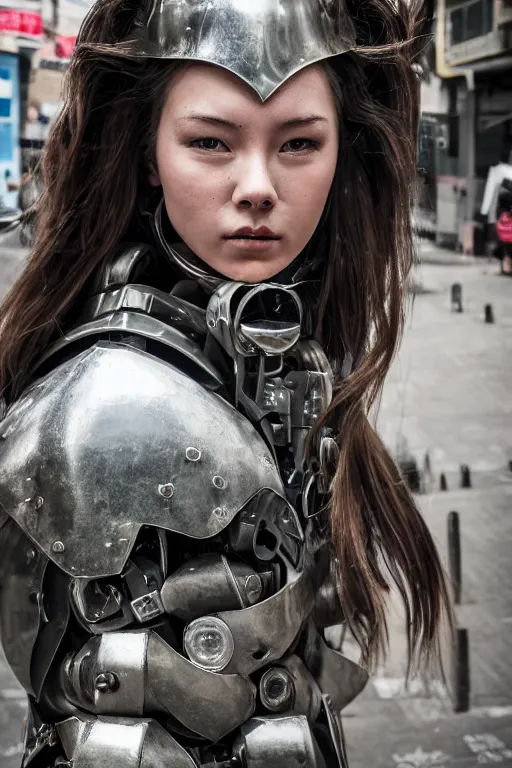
{"left": 207, "top": 257, "right": 296, "bottom": 284}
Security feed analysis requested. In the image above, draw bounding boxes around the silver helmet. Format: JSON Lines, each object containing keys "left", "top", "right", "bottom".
{"left": 125, "top": 0, "right": 356, "bottom": 101}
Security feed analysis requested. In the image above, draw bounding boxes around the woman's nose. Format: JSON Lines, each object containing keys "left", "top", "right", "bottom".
{"left": 232, "top": 158, "right": 278, "bottom": 211}
{"left": 237, "top": 198, "right": 275, "bottom": 210}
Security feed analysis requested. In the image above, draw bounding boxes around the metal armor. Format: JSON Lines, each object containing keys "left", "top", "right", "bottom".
{"left": 124, "top": 0, "right": 356, "bottom": 102}
{"left": 0, "top": 242, "right": 368, "bottom": 767}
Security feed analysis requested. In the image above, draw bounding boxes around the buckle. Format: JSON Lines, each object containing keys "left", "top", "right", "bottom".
{"left": 36, "top": 724, "right": 58, "bottom": 749}
{"left": 130, "top": 590, "right": 165, "bottom": 623}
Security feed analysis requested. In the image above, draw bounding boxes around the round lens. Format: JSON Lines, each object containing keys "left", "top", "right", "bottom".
{"left": 259, "top": 667, "right": 294, "bottom": 711}
{"left": 184, "top": 616, "right": 234, "bottom": 672}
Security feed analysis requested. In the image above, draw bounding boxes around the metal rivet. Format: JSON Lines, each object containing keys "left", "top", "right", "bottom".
{"left": 159, "top": 483, "right": 174, "bottom": 498}
{"left": 207, "top": 317, "right": 216, "bottom": 329}
{"left": 52, "top": 541, "right": 65, "bottom": 554}
{"left": 94, "top": 671, "right": 119, "bottom": 693}
{"left": 212, "top": 475, "right": 227, "bottom": 490}
{"left": 212, "top": 506, "right": 229, "bottom": 521}
{"left": 185, "top": 447, "right": 201, "bottom": 462}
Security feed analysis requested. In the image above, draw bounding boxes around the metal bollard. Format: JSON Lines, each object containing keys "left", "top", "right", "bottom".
{"left": 399, "top": 456, "right": 421, "bottom": 494}
{"left": 460, "top": 465, "right": 471, "bottom": 489}
{"left": 452, "top": 627, "right": 470, "bottom": 713}
{"left": 451, "top": 283, "right": 463, "bottom": 312}
{"left": 447, "top": 511, "right": 462, "bottom": 604}
{"left": 485, "top": 304, "right": 495, "bottom": 324}
{"left": 440, "top": 473, "right": 448, "bottom": 491}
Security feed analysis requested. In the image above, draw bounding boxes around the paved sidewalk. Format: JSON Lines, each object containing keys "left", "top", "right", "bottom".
{"left": 344, "top": 254, "right": 512, "bottom": 767}
{"left": 0, "top": 231, "right": 31, "bottom": 768}
{"left": 0, "top": 228, "right": 27, "bottom": 299}
{"left": 416, "top": 238, "right": 482, "bottom": 267}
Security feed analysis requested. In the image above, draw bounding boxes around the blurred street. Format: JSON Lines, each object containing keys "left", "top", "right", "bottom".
{"left": 0, "top": 229, "right": 26, "bottom": 301}
{"left": 344, "top": 243, "right": 512, "bottom": 767}
{"left": 0, "top": 227, "right": 28, "bottom": 768}
{"left": 0, "top": 235, "right": 511, "bottom": 767}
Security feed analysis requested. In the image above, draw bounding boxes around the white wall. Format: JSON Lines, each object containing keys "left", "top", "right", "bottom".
{"left": 420, "top": 74, "right": 449, "bottom": 115}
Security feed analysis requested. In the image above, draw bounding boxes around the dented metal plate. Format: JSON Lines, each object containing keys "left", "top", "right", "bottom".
{"left": 0, "top": 342, "right": 285, "bottom": 577}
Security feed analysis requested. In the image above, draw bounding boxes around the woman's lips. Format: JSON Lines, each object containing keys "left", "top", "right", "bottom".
{"left": 224, "top": 237, "right": 281, "bottom": 251}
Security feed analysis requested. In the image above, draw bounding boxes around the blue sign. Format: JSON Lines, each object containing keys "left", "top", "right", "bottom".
{"left": 0, "top": 53, "right": 20, "bottom": 209}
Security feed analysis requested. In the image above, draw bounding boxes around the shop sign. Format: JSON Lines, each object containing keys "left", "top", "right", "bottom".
{"left": 0, "top": 7, "right": 43, "bottom": 38}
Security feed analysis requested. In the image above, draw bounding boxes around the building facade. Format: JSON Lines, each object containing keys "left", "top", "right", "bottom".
{"left": 0, "top": 0, "right": 44, "bottom": 208}
{"left": 0, "top": 0, "right": 93, "bottom": 211}
{"left": 427, "top": 0, "right": 512, "bottom": 252}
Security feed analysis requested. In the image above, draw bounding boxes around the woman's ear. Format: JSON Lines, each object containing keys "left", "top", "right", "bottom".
{"left": 147, "top": 155, "right": 161, "bottom": 187}
{"left": 149, "top": 169, "right": 161, "bottom": 187}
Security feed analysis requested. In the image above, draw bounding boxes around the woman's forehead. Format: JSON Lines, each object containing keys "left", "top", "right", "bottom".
{"left": 164, "top": 62, "right": 337, "bottom": 123}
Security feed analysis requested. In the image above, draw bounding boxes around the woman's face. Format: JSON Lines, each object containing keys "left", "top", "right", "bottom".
{"left": 152, "top": 63, "right": 339, "bottom": 282}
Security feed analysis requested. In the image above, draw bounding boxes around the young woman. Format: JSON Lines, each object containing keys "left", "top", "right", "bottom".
{"left": 0, "top": 1, "right": 450, "bottom": 766}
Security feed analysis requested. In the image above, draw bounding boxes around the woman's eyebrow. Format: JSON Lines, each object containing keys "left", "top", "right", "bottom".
{"left": 281, "top": 115, "right": 328, "bottom": 127}
{"left": 177, "top": 114, "right": 328, "bottom": 129}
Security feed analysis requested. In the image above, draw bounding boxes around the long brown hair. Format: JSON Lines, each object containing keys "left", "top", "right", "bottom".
{"left": 0, "top": 0, "right": 450, "bottom": 672}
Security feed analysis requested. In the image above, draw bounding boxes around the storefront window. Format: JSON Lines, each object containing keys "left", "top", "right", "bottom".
{"left": 466, "top": 0, "right": 483, "bottom": 39}
{"left": 451, "top": 8, "right": 464, "bottom": 43}
{"left": 449, "top": 0, "right": 494, "bottom": 45}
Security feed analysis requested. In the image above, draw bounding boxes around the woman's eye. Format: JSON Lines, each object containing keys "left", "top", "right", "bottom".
{"left": 281, "top": 139, "right": 319, "bottom": 153}
{"left": 190, "top": 138, "right": 229, "bottom": 152}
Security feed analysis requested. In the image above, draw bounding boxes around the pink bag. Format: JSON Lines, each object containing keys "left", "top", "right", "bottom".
{"left": 496, "top": 212, "right": 512, "bottom": 243}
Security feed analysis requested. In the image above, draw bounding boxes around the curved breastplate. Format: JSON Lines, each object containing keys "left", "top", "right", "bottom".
{"left": 0, "top": 341, "right": 285, "bottom": 577}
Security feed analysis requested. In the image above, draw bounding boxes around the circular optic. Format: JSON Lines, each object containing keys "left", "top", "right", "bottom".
{"left": 234, "top": 285, "right": 302, "bottom": 356}
{"left": 259, "top": 667, "right": 294, "bottom": 712}
{"left": 184, "top": 616, "right": 234, "bottom": 672}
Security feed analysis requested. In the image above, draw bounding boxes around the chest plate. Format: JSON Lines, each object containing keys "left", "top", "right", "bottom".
{"left": 0, "top": 341, "right": 285, "bottom": 577}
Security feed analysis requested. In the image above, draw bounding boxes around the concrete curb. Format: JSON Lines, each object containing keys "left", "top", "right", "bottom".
{"left": 418, "top": 256, "right": 481, "bottom": 266}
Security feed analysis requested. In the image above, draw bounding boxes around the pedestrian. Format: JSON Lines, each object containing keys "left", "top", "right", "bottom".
{"left": 495, "top": 181, "right": 512, "bottom": 275}
{"left": 0, "top": 1, "right": 451, "bottom": 766}
{"left": 23, "top": 101, "right": 48, "bottom": 142}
